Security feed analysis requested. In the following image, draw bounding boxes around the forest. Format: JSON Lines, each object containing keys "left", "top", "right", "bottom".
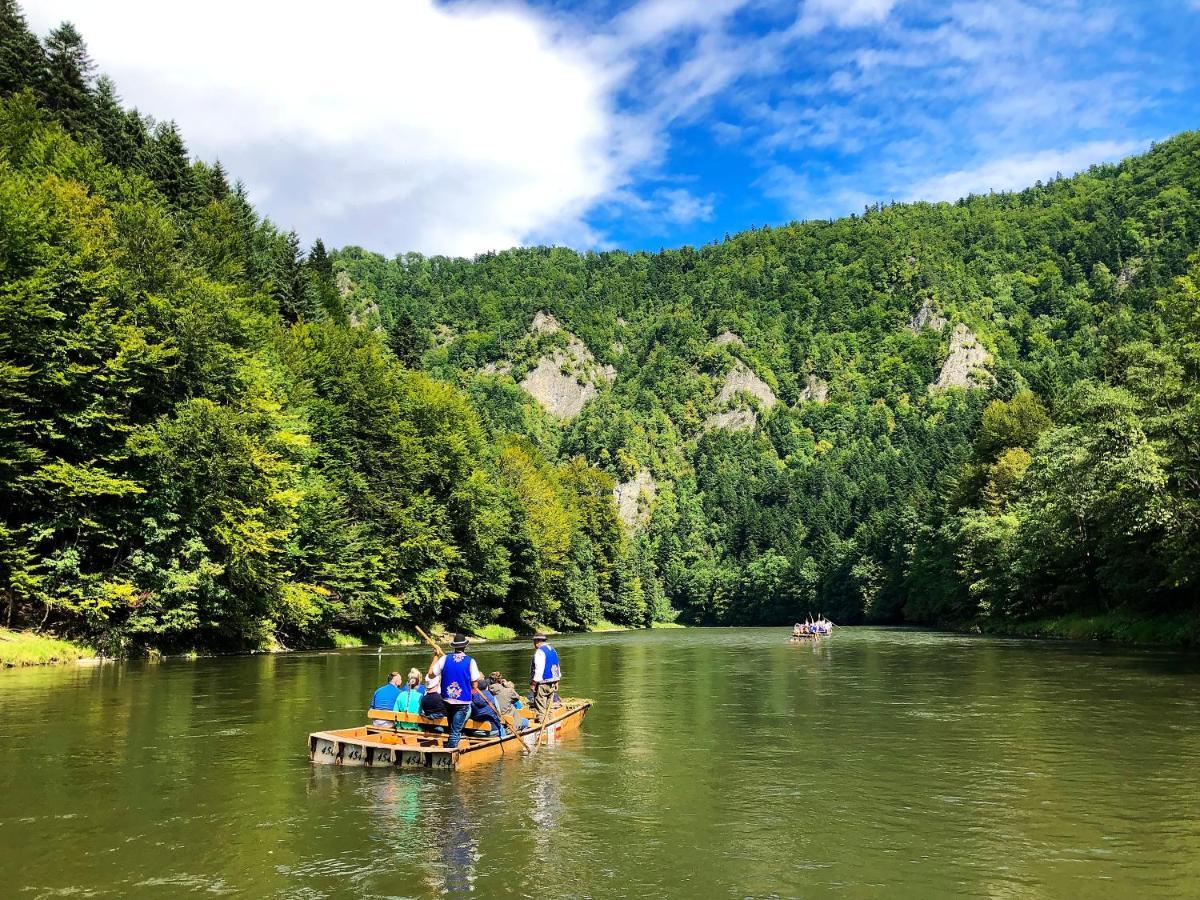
{"left": 2, "top": 1, "right": 1198, "bottom": 654}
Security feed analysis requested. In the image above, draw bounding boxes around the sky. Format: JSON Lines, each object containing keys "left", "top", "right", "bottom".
{"left": 22, "top": 0, "right": 1200, "bottom": 257}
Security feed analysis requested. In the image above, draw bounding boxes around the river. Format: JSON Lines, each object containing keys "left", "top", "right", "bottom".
{"left": 1, "top": 627, "right": 1198, "bottom": 898}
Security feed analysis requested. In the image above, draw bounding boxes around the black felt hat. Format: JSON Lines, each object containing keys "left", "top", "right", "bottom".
{"left": 451, "top": 633, "right": 469, "bottom": 648}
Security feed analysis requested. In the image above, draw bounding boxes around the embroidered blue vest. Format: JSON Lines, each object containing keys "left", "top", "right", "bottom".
{"left": 442, "top": 653, "right": 473, "bottom": 704}
{"left": 533, "top": 645, "right": 561, "bottom": 682}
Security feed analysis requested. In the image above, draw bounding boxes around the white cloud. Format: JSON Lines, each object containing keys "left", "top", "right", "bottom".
{"left": 796, "top": 0, "right": 898, "bottom": 33}
{"left": 28, "top": 0, "right": 1158, "bottom": 254}
{"left": 656, "top": 187, "right": 716, "bottom": 224}
{"left": 904, "top": 140, "right": 1145, "bottom": 202}
{"left": 25, "top": 0, "right": 627, "bottom": 256}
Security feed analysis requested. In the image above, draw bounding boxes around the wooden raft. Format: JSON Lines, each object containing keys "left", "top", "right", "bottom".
{"left": 308, "top": 697, "right": 592, "bottom": 770}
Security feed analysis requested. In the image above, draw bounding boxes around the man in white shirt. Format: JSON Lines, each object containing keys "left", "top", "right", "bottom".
{"left": 429, "top": 634, "right": 483, "bottom": 747}
{"left": 529, "top": 632, "right": 561, "bottom": 722}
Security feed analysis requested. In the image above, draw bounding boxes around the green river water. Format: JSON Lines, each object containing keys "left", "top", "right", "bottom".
{"left": 1, "top": 627, "right": 1198, "bottom": 898}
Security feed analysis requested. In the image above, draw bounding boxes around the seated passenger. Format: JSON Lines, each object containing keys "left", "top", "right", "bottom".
{"left": 488, "top": 672, "right": 520, "bottom": 715}
{"left": 489, "top": 672, "right": 529, "bottom": 731}
{"left": 392, "top": 668, "right": 425, "bottom": 730}
{"left": 370, "top": 672, "right": 403, "bottom": 726}
{"left": 420, "top": 678, "right": 448, "bottom": 724}
{"left": 470, "top": 679, "right": 505, "bottom": 736}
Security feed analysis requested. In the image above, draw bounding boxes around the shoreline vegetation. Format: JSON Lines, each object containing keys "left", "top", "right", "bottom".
{"left": 0, "top": 628, "right": 97, "bottom": 668}
{"left": 0, "top": 619, "right": 692, "bottom": 668}
{"left": 8, "top": 614, "right": 1199, "bottom": 671}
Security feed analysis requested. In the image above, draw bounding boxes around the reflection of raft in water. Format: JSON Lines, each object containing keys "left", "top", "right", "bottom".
{"left": 308, "top": 698, "right": 592, "bottom": 770}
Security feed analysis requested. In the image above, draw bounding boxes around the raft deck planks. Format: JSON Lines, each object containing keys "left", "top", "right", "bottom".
{"left": 309, "top": 698, "right": 592, "bottom": 770}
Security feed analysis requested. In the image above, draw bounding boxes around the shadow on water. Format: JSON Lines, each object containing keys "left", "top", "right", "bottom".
{"left": 1, "top": 627, "right": 1199, "bottom": 897}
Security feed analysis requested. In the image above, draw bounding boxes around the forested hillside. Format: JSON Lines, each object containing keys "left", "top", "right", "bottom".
{"left": 2, "top": 2, "right": 1198, "bottom": 654}
{"left": 336, "top": 131, "right": 1200, "bottom": 635}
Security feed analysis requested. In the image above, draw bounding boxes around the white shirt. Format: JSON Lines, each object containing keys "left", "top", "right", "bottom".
{"left": 531, "top": 647, "right": 561, "bottom": 683}
{"left": 430, "top": 652, "right": 482, "bottom": 704}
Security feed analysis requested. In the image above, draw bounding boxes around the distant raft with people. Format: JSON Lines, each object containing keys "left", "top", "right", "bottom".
{"left": 309, "top": 698, "right": 593, "bottom": 770}
{"left": 789, "top": 617, "right": 834, "bottom": 642}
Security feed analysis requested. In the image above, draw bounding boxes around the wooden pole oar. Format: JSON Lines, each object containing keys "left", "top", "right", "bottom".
{"left": 533, "top": 683, "right": 561, "bottom": 750}
{"left": 414, "top": 625, "right": 444, "bottom": 658}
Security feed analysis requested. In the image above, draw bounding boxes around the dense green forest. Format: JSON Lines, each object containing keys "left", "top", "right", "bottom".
{"left": 2, "top": 3, "right": 1198, "bottom": 654}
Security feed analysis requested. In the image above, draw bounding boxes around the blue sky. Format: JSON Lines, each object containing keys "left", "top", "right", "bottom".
{"left": 25, "top": 0, "right": 1200, "bottom": 256}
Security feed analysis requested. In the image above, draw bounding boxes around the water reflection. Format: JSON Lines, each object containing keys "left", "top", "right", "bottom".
{"left": 433, "top": 780, "right": 479, "bottom": 894}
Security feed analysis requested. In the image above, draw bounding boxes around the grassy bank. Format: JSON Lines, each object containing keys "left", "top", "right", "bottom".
{"left": 984, "top": 612, "right": 1200, "bottom": 647}
{"left": 0, "top": 629, "right": 96, "bottom": 668}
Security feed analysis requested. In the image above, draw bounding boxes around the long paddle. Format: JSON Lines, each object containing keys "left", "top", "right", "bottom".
{"left": 532, "top": 681, "right": 561, "bottom": 750}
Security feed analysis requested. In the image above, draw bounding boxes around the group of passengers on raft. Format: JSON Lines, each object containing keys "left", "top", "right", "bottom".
{"left": 791, "top": 616, "right": 834, "bottom": 638}
{"left": 369, "top": 632, "right": 562, "bottom": 750}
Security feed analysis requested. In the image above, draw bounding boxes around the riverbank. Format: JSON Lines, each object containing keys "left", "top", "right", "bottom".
{"left": 0, "top": 628, "right": 97, "bottom": 668}
{"left": 0, "top": 620, "right": 685, "bottom": 670}
{"left": 980, "top": 611, "right": 1200, "bottom": 647}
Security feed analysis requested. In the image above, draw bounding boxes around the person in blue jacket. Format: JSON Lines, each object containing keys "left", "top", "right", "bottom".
{"left": 369, "top": 672, "right": 403, "bottom": 726}
{"left": 470, "top": 679, "right": 506, "bottom": 736}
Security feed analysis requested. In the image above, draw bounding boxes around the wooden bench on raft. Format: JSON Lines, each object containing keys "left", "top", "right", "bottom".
{"left": 366, "top": 707, "right": 524, "bottom": 737}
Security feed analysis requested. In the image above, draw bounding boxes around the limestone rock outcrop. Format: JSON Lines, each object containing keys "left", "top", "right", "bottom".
{"left": 909, "top": 298, "right": 947, "bottom": 333}
{"left": 707, "top": 407, "right": 759, "bottom": 432}
{"left": 613, "top": 469, "right": 658, "bottom": 530}
{"left": 715, "top": 361, "right": 776, "bottom": 409}
{"left": 931, "top": 324, "right": 993, "bottom": 390}
{"left": 515, "top": 311, "right": 614, "bottom": 419}
{"left": 799, "top": 374, "right": 829, "bottom": 403}
{"left": 705, "top": 361, "right": 777, "bottom": 431}
{"left": 713, "top": 330, "right": 745, "bottom": 347}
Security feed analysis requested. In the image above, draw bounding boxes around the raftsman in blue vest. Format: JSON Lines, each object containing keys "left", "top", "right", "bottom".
{"left": 532, "top": 645, "right": 561, "bottom": 682}
{"left": 442, "top": 652, "right": 474, "bottom": 703}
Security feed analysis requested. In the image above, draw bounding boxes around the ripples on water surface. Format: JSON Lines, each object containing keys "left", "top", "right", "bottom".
{"left": 1, "top": 627, "right": 1198, "bottom": 898}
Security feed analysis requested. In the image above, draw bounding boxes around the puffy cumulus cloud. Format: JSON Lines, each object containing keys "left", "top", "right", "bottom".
{"left": 24, "top": 0, "right": 625, "bottom": 256}
{"left": 904, "top": 140, "right": 1146, "bottom": 202}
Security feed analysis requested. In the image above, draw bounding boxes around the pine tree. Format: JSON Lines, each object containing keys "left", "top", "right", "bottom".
{"left": 272, "top": 230, "right": 310, "bottom": 322}
{"left": 0, "top": 0, "right": 46, "bottom": 98}
{"left": 43, "top": 21, "right": 96, "bottom": 135}
{"left": 305, "top": 238, "right": 343, "bottom": 322}
{"left": 141, "top": 120, "right": 194, "bottom": 209}
{"left": 209, "top": 159, "right": 230, "bottom": 199}
{"left": 92, "top": 75, "right": 140, "bottom": 167}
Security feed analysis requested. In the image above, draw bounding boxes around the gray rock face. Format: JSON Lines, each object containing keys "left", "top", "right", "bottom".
{"left": 909, "top": 298, "right": 947, "bottom": 333}
{"left": 530, "top": 310, "right": 562, "bottom": 334}
{"left": 715, "top": 361, "right": 777, "bottom": 409}
{"left": 613, "top": 469, "right": 658, "bottom": 529}
{"left": 520, "top": 351, "right": 598, "bottom": 418}
{"left": 713, "top": 330, "right": 745, "bottom": 347}
{"left": 516, "top": 311, "right": 614, "bottom": 419}
{"left": 799, "top": 374, "right": 829, "bottom": 403}
{"left": 931, "top": 324, "right": 993, "bottom": 390}
{"left": 1116, "top": 260, "right": 1141, "bottom": 294}
{"left": 480, "top": 360, "right": 512, "bottom": 376}
{"left": 706, "top": 407, "right": 758, "bottom": 432}
{"left": 705, "top": 361, "right": 777, "bottom": 431}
